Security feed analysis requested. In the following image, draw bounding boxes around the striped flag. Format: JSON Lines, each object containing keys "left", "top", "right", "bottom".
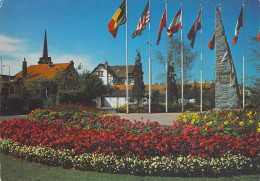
{"left": 257, "top": 27, "right": 260, "bottom": 42}
{"left": 108, "top": 0, "right": 126, "bottom": 38}
{"left": 132, "top": 0, "right": 150, "bottom": 38}
{"left": 187, "top": 8, "right": 202, "bottom": 48}
{"left": 232, "top": 7, "right": 243, "bottom": 45}
{"left": 208, "top": 7, "right": 221, "bottom": 50}
{"left": 167, "top": 8, "right": 182, "bottom": 38}
{"left": 156, "top": 8, "right": 166, "bottom": 46}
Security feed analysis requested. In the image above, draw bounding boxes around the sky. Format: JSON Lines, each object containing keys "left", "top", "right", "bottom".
{"left": 0, "top": 0, "right": 259, "bottom": 86}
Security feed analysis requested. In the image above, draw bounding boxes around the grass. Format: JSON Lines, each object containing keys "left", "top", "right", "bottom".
{"left": 1, "top": 153, "right": 259, "bottom": 181}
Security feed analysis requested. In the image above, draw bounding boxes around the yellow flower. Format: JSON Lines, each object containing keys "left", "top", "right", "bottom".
{"left": 204, "top": 115, "right": 207, "bottom": 120}
{"left": 257, "top": 128, "right": 260, "bottom": 133}
{"left": 191, "top": 119, "right": 195, "bottom": 125}
{"left": 183, "top": 118, "right": 187, "bottom": 123}
{"left": 224, "top": 121, "right": 228, "bottom": 125}
{"left": 239, "top": 121, "right": 244, "bottom": 126}
{"left": 247, "top": 111, "right": 252, "bottom": 117}
{"left": 207, "top": 121, "right": 212, "bottom": 126}
{"left": 249, "top": 120, "right": 253, "bottom": 124}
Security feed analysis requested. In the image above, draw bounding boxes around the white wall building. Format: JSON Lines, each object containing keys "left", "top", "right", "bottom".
{"left": 92, "top": 60, "right": 135, "bottom": 85}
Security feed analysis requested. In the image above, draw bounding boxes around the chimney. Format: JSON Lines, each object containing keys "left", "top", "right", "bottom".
{"left": 22, "top": 58, "right": 27, "bottom": 77}
{"left": 70, "top": 60, "right": 74, "bottom": 68}
{"left": 48, "top": 60, "right": 52, "bottom": 68}
{"left": 105, "top": 60, "right": 108, "bottom": 69}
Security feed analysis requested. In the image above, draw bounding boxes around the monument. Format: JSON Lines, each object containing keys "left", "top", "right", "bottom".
{"left": 215, "top": 8, "right": 241, "bottom": 108}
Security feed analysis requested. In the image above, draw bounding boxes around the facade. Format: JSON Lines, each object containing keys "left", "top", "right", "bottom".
{"left": 100, "top": 82, "right": 214, "bottom": 108}
{"left": 92, "top": 61, "right": 135, "bottom": 85}
{"left": 14, "top": 30, "right": 75, "bottom": 82}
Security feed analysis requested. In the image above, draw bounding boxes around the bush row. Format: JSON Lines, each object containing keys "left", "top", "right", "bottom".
{"left": 1, "top": 138, "right": 259, "bottom": 177}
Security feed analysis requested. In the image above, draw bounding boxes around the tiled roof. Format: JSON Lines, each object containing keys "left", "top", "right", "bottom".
{"left": 111, "top": 83, "right": 213, "bottom": 91}
{"left": 14, "top": 63, "right": 71, "bottom": 81}
{"left": 110, "top": 65, "right": 135, "bottom": 78}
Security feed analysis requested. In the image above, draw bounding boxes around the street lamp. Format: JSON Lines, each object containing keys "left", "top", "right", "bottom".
{"left": 3, "top": 64, "right": 10, "bottom": 81}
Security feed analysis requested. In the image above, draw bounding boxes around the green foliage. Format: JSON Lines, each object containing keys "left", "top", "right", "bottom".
{"left": 155, "top": 36, "right": 197, "bottom": 82}
{"left": 132, "top": 49, "right": 145, "bottom": 104}
{"left": 6, "top": 95, "right": 25, "bottom": 114}
{"left": 167, "top": 64, "right": 178, "bottom": 104}
{"left": 151, "top": 90, "right": 162, "bottom": 105}
{"left": 27, "top": 96, "right": 44, "bottom": 111}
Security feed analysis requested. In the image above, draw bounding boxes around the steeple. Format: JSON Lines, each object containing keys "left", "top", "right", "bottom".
{"left": 38, "top": 29, "right": 52, "bottom": 65}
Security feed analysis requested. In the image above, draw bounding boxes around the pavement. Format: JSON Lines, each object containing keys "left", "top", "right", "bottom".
{"left": 0, "top": 115, "right": 27, "bottom": 122}
{"left": 113, "top": 113, "right": 184, "bottom": 126}
{"left": 0, "top": 113, "right": 185, "bottom": 126}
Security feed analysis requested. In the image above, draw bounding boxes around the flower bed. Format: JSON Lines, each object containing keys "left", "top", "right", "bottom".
{"left": 26, "top": 108, "right": 260, "bottom": 138}
{"left": 116, "top": 104, "right": 213, "bottom": 113}
{"left": 1, "top": 139, "right": 259, "bottom": 177}
{"left": 1, "top": 107, "right": 260, "bottom": 177}
{"left": 1, "top": 119, "right": 259, "bottom": 159}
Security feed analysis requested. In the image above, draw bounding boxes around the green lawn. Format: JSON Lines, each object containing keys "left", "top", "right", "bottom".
{"left": 1, "top": 153, "right": 259, "bottom": 181}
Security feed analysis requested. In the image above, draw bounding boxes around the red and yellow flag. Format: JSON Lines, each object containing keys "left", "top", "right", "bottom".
{"left": 156, "top": 8, "right": 166, "bottom": 46}
{"left": 108, "top": 0, "right": 126, "bottom": 38}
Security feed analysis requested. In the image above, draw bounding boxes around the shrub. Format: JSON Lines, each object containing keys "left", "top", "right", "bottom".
{"left": 6, "top": 95, "right": 25, "bottom": 114}
{"left": 27, "top": 96, "right": 44, "bottom": 111}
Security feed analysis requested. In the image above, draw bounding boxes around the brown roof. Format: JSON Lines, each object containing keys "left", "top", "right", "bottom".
{"left": 110, "top": 65, "right": 135, "bottom": 78}
{"left": 111, "top": 83, "right": 213, "bottom": 92}
{"left": 14, "top": 63, "right": 72, "bottom": 81}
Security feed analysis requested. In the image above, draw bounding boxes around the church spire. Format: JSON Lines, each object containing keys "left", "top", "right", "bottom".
{"left": 38, "top": 29, "right": 52, "bottom": 64}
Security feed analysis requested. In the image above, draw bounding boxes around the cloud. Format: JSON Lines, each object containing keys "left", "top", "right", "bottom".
{"left": 0, "top": 34, "right": 26, "bottom": 58}
{"left": 0, "top": 34, "right": 95, "bottom": 75}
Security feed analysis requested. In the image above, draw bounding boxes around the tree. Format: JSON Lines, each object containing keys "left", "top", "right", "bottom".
{"left": 247, "top": 36, "right": 260, "bottom": 107}
{"left": 155, "top": 35, "right": 198, "bottom": 83}
{"left": 167, "top": 64, "right": 178, "bottom": 104}
{"left": 132, "top": 49, "right": 145, "bottom": 104}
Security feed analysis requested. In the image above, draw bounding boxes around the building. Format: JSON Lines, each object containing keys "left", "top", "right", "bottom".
{"left": 0, "top": 75, "right": 15, "bottom": 81}
{"left": 99, "top": 82, "right": 214, "bottom": 108}
{"left": 91, "top": 61, "right": 135, "bottom": 85}
{"left": 14, "top": 30, "right": 75, "bottom": 82}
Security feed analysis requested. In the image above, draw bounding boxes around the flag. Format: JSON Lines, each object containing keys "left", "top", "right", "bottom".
{"left": 257, "top": 28, "right": 260, "bottom": 42}
{"left": 156, "top": 8, "right": 166, "bottom": 46}
{"left": 208, "top": 7, "right": 221, "bottom": 50}
{"left": 108, "top": 0, "right": 126, "bottom": 38}
{"left": 187, "top": 8, "right": 202, "bottom": 48}
{"left": 132, "top": 0, "right": 150, "bottom": 38}
{"left": 232, "top": 7, "right": 243, "bottom": 45}
{"left": 167, "top": 8, "right": 182, "bottom": 38}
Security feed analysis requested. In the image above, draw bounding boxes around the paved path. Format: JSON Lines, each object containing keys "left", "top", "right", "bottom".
{"left": 113, "top": 113, "right": 184, "bottom": 126}
{"left": 0, "top": 115, "right": 26, "bottom": 122}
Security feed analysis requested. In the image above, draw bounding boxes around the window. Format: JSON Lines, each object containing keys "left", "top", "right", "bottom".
{"left": 96, "top": 71, "right": 103, "bottom": 77}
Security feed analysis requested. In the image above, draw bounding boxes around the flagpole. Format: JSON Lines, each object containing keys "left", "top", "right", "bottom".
{"left": 200, "top": 4, "right": 203, "bottom": 113}
{"left": 126, "top": 0, "right": 129, "bottom": 114}
{"left": 181, "top": 4, "right": 184, "bottom": 113}
{"left": 149, "top": 0, "right": 152, "bottom": 114}
{"left": 243, "top": 1, "right": 245, "bottom": 109}
{"left": 165, "top": 1, "right": 168, "bottom": 113}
